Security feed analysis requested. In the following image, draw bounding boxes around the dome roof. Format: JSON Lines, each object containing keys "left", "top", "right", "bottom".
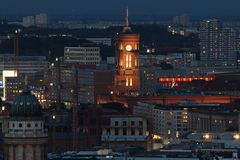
{"left": 11, "top": 90, "right": 42, "bottom": 118}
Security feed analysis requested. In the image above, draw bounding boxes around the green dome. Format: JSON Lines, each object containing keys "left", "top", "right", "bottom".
{"left": 11, "top": 90, "right": 42, "bottom": 118}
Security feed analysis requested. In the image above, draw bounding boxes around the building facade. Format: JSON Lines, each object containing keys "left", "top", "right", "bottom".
{"left": 115, "top": 8, "right": 140, "bottom": 96}
{"left": 133, "top": 102, "right": 189, "bottom": 139}
{"left": 78, "top": 69, "right": 113, "bottom": 104}
{"left": 199, "top": 19, "right": 237, "bottom": 66}
{"left": 35, "top": 13, "right": 48, "bottom": 27}
{"left": 44, "top": 60, "right": 113, "bottom": 106}
{"left": 0, "top": 54, "right": 48, "bottom": 80}
{"left": 4, "top": 90, "right": 48, "bottom": 160}
{"left": 64, "top": 47, "right": 101, "bottom": 65}
{"left": 22, "top": 16, "right": 35, "bottom": 27}
{"left": 101, "top": 115, "right": 150, "bottom": 150}
{"left": 189, "top": 110, "right": 238, "bottom": 132}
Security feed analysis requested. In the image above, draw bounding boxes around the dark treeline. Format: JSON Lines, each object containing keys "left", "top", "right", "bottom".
{"left": 0, "top": 24, "right": 198, "bottom": 60}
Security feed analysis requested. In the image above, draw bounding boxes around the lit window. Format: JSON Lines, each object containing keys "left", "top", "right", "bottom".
{"left": 126, "top": 54, "right": 129, "bottom": 68}
{"left": 176, "top": 131, "right": 180, "bottom": 138}
{"left": 130, "top": 78, "right": 133, "bottom": 86}
{"left": 168, "top": 130, "right": 171, "bottom": 135}
{"left": 129, "top": 55, "right": 132, "bottom": 68}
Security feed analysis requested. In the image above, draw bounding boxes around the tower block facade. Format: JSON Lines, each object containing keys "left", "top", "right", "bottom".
{"left": 115, "top": 8, "right": 140, "bottom": 96}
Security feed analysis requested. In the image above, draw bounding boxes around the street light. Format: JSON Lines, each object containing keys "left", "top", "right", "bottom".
{"left": 233, "top": 134, "right": 240, "bottom": 140}
{"left": 203, "top": 133, "right": 210, "bottom": 140}
{"left": 15, "top": 29, "right": 21, "bottom": 34}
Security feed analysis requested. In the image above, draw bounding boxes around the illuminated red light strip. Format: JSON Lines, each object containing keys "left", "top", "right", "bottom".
{"left": 158, "top": 77, "right": 214, "bottom": 82}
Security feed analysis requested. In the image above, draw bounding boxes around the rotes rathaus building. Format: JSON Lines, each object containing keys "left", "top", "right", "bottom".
{"left": 114, "top": 8, "right": 140, "bottom": 96}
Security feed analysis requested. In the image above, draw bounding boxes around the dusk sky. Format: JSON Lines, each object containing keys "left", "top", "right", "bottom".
{"left": 0, "top": 0, "right": 240, "bottom": 17}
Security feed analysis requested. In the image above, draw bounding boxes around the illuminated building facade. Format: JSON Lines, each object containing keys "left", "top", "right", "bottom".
{"left": 115, "top": 8, "right": 140, "bottom": 96}
{"left": 133, "top": 102, "right": 189, "bottom": 139}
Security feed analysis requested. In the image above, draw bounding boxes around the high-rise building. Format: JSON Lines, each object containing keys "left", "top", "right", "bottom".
{"left": 44, "top": 59, "right": 113, "bottom": 106}
{"left": 199, "top": 19, "right": 222, "bottom": 63}
{"left": 115, "top": 8, "right": 140, "bottom": 96}
{"left": 35, "top": 13, "right": 48, "bottom": 27}
{"left": 64, "top": 47, "right": 101, "bottom": 65}
{"left": 44, "top": 60, "right": 76, "bottom": 107}
{"left": 199, "top": 19, "right": 237, "bottom": 66}
{"left": 78, "top": 69, "right": 113, "bottom": 104}
{"left": 221, "top": 28, "right": 237, "bottom": 65}
{"left": 22, "top": 16, "right": 35, "bottom": 27}
{"left": 173, "top": 14, "right": 190, "bottom": 27}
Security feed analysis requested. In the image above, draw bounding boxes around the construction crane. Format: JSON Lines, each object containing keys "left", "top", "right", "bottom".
{"left": 71, "top": 65, "right": 79, "bottom": 151}
{"left": 13, "top": 29, "right": 21, "bottom": 74}
{"left": 55, "top": 57, "right": 61, "bottom": 111}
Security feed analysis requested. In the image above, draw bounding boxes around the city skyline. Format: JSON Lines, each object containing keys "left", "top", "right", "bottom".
{"left": 0, "top": 0, "right": 240, "bottom": 18}
{"left": 0, "top": 2, "right": 240, "bottom": 159}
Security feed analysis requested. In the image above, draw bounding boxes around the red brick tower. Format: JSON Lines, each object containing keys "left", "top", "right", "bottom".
{"left": 115, "top": 8, "right": 140, "bottom": 96}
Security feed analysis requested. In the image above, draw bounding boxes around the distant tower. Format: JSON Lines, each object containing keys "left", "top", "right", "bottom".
{"left": 199, "top": 19, "right": 237, "bottom": 66}
{"left": 199, "top": 19, "right": 222, "bottom": 63}
{"left": 115, "top": 7, "right": 140, "bottom": 96}
{"left": 4, "top": 90, "right": 48, "bottom": 160}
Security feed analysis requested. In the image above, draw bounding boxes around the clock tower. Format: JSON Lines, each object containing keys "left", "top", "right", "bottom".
{"left": 115, "top": 8, "right": 140, "bottom": 96}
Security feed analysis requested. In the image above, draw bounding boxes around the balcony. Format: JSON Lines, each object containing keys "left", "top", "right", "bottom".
{"left": 5, "top": 130, "right": 48, "bottom": 138}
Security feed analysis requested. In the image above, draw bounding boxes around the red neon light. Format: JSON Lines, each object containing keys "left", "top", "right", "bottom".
{"left": 159, "top": 77, "right": 214, "bottom": 82}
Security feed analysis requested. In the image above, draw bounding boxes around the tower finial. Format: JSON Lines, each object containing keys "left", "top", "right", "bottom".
{"left": 126, "top": 7, "right": 129, "bottom": 27}
{"left": 123, "top": 6, "right": 131, "bottom": 33}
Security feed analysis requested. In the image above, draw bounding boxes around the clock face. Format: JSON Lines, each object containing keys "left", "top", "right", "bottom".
{"left": 126, "top": 45, "right": 132, "bottom": 51}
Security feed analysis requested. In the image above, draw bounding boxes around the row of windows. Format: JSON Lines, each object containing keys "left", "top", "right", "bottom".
{"left": 114, "top": 121, "right": 143, "bottom": 126}
{"left": 126, "top": 77, "right": 133, "bottom": 87}
{"left": 65, "top": 53, "right": 99, "bottom": 56}
{"left": 65, "top": 48, "right": 99, "bottom": 52}
{"left": 11, "top": 123, "right": 40, "bottom": 128}
{"left": 110, "top": 128, "right": 143, "bottom": 136}
{"left": 125, "top": 54, "right": 138, "bottom": 68}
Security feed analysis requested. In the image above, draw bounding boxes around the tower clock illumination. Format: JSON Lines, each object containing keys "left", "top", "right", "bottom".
{"left": 126, "top": 45, "right": 132, "bottom": 51}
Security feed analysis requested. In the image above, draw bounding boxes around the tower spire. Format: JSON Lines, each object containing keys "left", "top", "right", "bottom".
{"left": 123, "top": 7, "right": 131, "bottom": 33}
{"left": 126, "top": 7, "right": 129, "bottom": 27}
